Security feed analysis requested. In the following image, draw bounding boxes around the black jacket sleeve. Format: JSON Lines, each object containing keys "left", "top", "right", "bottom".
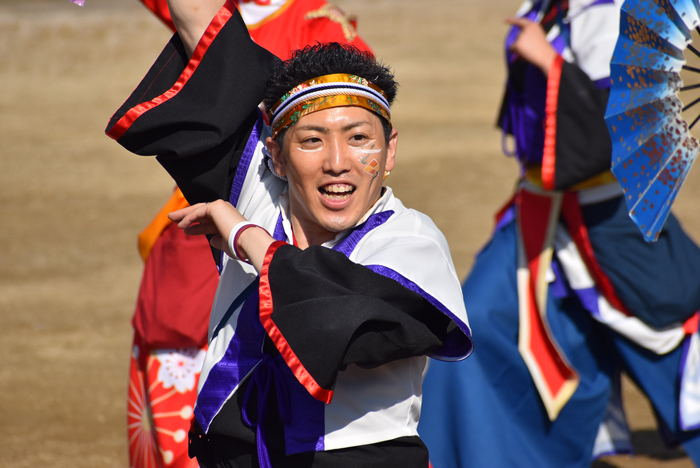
{"left": 553, "top": 61, "right": 612, "bottom": 190}
{"left": 261, "top": 244, "right": 450, "bottom": 397}
{"left": 105, "top": 6, "right": 281, "bottom": 205}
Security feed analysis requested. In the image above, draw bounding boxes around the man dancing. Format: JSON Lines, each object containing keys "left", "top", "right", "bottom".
{"left": 107, "top": 0, "right": 472, "bottom": 466}
{"left": 125, "top": 2, "right": 373, "bottom": 467}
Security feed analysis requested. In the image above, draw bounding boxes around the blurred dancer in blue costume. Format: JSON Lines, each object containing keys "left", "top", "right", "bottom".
{"left": 419, "top": 0, "right": 700, "bottom": 466}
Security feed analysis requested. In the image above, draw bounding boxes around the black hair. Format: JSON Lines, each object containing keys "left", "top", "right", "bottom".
{"left": 264, "top": 42, "right": 398, "bottom": 149}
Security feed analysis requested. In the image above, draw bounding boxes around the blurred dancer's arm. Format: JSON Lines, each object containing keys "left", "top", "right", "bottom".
{"left": 507, "top": 16, "right": 612, "bottom": 189}
{"left": 506, "top": 18, "right": 558, "bottom": 75}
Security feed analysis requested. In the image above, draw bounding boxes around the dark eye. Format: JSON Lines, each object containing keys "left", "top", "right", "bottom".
{"left": 351, "top": 134, "right": 368, "bottom": 142}
{"left": 303, "top": 137, "right": 322, "bottom": 145}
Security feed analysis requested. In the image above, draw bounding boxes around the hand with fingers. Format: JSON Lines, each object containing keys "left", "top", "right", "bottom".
{"left": 506, "top": 17, "right": 559, "bottom": 75}
{"left": 169, "top": 200, "right": 275, "bottom": 272}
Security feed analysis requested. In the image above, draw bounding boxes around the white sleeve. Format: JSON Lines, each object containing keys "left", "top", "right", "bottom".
{"left": 569, "top": 0, "right": 623, "bottom": 81}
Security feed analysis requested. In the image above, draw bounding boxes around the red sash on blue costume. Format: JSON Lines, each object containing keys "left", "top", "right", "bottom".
{"left": 509, "top": 183, "right": 699, "bottom": 420}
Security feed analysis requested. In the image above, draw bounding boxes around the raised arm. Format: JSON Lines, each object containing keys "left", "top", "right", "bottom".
{"left": 167, "top": 0, "right": 225, "bottom": 57}
{"left": 504, "top": 16, "right": 613, "bottom": 189}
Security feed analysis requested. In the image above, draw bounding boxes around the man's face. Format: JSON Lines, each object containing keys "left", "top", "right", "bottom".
{"left": 268, "top": 106, "right": 398, "bottom": 245}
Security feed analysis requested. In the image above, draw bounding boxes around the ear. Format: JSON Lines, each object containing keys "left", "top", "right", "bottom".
{"left": 266, "top": 136, "right": 287, "bottom": 177}
{"left": 384, "top": 128, "right": 398, "bottom": 172}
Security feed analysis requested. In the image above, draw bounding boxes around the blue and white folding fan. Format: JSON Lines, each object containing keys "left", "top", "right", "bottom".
{"left": 605, "top": 0, "right": 700, "bottom": 242}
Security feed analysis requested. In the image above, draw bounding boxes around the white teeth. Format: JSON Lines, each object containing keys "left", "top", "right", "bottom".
{"left": 324, "top": 184, "right": 353, "bottom": 194}
{"left": 321, "top": 184, "right": 354, "bottom": 200}
{"left": 324, "top": 193, "right": 351, "bottom": 200}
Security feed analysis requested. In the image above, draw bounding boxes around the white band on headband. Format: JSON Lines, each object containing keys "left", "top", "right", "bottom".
{"left": 271, "top": 83, "right": 390, "bottom": 128}
{"left": 274, "top": 81, "right": 390, "bottom": 116}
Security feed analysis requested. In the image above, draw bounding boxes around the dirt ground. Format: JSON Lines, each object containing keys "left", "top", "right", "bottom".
{"left": 1, "top": 0, "right": 700, "bottom": 466}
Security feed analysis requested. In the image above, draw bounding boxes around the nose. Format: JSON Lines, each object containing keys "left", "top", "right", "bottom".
{"left": 324, "top": 136, "right": 352, "bottom": 175}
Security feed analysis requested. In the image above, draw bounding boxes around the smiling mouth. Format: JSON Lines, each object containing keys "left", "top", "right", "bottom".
{"left": 319, "top": 184, "right": 356, "bottom": 201}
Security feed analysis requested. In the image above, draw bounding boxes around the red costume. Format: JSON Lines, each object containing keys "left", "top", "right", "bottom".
{"left": 140, "top": 0, "right": 370, "bottom": 60}
{"left": 126, "top": 2, "right": 372, "bottom": 467}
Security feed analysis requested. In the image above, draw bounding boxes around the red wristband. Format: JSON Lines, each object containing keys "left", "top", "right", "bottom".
{"left": 232, "top": 224, "right": 270, "bottom": 263}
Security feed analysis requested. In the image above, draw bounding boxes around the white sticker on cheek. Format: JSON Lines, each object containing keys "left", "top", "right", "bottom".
{"left": 296, "top": 147, "right": 323, "bottom": 153}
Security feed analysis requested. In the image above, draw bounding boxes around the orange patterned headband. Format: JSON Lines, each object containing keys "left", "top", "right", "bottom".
{"left": 269, "top": 73, "right": 391, "bottom": 139}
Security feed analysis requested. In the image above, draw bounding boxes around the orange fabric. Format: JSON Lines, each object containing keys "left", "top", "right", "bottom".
{"left": 138, "top": 188, "right": 190, "bottom": 263}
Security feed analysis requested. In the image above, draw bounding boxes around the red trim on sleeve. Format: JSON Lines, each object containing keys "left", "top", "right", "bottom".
{"left": 258, "top": 240, "right": 334, "bottom": 404}
{"left": 541, "top": 55, "right": 564, "bottom": 191}
{"left": 106, "top": 2, "right": 235, "bottom": 141}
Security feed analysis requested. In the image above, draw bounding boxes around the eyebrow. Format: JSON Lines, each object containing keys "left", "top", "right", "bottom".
{"left": 295, "top": 121, "right": 372, "bottom": 133}
{"left": 295, "top": 125, "right": 329, "bottom": 133}
{"left": 341, "top": 121, "right": 372, "bottom": 132}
